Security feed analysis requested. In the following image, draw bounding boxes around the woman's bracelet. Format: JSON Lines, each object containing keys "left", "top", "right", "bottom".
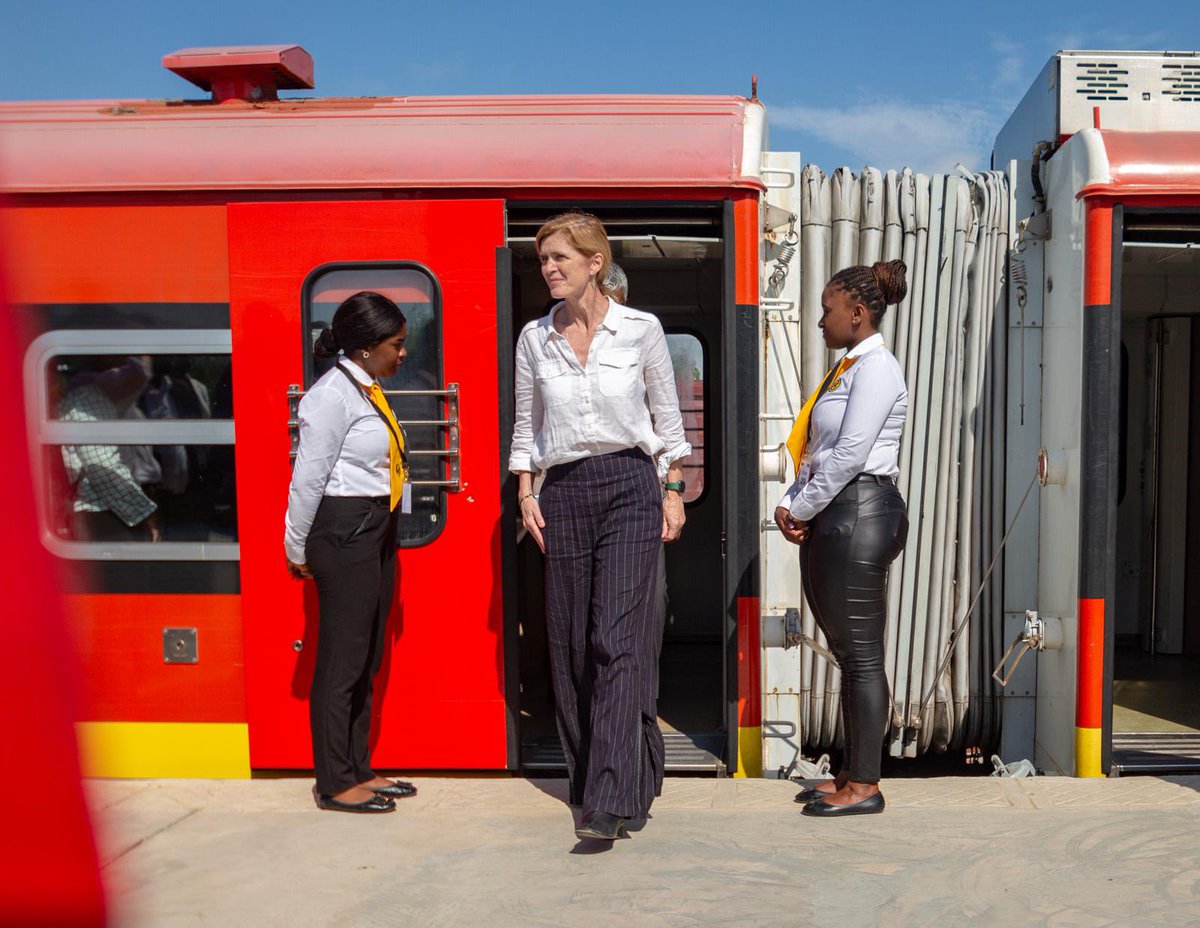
{"left": 518, "top": 492, "right": 535, "bottom": 506}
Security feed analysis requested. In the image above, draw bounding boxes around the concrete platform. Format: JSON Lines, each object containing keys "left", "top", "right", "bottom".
{"left": 90, "top": 775, "right": 1200, "bottom": 927}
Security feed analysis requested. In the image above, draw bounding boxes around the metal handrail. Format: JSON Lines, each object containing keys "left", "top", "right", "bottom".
{"left": 287, "top": 382, "right": 462, "bottom": 492}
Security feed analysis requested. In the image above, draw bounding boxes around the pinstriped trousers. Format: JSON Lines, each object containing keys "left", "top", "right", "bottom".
{"left": 541, "top": 448, "right": 665, "bottom": 819}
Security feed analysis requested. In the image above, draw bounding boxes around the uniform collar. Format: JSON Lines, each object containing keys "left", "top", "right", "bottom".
{"left": 847, "top": 332, "right": 885, "bottom": 360}
{"left": 337, "top": 358, "right": 375, "bottom": 386}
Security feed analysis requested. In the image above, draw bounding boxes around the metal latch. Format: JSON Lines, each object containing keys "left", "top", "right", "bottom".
{"left": 784, "top": 607, "right": 802, "bottom": 648}
{"left": 1016, "top": 210, "right": 1052, "bottom": 248}
{"left": 992, "top": 610, "right": 1063, "bottom": 686}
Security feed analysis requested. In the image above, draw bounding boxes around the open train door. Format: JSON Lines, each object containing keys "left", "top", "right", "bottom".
{"left": 228, "top": 199, "right": 512, "bottom": 771}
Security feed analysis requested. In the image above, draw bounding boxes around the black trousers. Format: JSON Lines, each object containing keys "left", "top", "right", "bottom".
{"left": 541, "top": 449, "right": 665, "bottom": 819}
{"left": 305, "top": 495, "right": 398, "bottom": 795}
{"left": 799, "top": 478, "right": 908, "bottom": 784}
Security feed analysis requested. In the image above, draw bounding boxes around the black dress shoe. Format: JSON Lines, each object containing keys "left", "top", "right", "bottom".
{"left": 801, "top": 792, "right": 885, "bottom": 817}
{"left": 313, "top": 787, "right": 396, "bottom": 813}
{"left": 793, "top": 786, "right": 835, "bottom": 804}
{"left": 575, "top": 811, "right": 627, "bottom": 840}
{"left": 368, "top": 780, "right": 418, "bottom": 799}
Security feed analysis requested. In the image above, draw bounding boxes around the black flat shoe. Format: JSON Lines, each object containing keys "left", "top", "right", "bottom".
{"left": 369, "top": 780, "right": 418, "bottom": 799}
{"left": 575, "top": 810, "right": 627, "bottom": 840}
{"left": 793, "top": 786, "right": 835, "bottom": 804}
{"left": 802, "top": 792, "right": 885, "bottom": 817}
{"left": 313, "top": 787, "right": 396, "bottom": 813}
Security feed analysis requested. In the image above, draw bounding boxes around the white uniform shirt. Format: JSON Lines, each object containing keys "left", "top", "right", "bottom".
{"left": 508, "top": 300, "right": 692, "bottom": 475}
{"left": 778, "top": 333, "right": 908, "bottom": 522}
{"left": 284, "top": 360, "right": 391, "bottom": 563}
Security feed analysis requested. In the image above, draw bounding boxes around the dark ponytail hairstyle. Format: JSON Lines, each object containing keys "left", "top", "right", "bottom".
{"left": 828, "top": 259, "right": 908, "bottom": 328}
{"left": 312, "top": 291, "right": 407, "bottom": 360}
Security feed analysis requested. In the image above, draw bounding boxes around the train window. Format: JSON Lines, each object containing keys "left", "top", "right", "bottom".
{"left": 47, "top": 354, "right": 233, "bottom": 420}
{"left": 665, "top": 332, "right": 705, "bottom": 504}
{"left": 23, "top": 330, "right": 238, "bottom": 561}
{"left": 303, "top": 264, "right": 446, "bottom": 547}
{"left": 42, "top": 444, "right": 237, "bottom": 544}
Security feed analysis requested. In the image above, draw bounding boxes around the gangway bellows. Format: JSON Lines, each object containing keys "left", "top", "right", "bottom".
{"left": 760, "top": 165, "right": 1012, "bottom": 768}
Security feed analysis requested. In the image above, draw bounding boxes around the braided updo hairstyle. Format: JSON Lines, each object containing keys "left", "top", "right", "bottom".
{"left": 828, "top": 259, "right": 908, "bottom": 328}
{"left": 312, "top": 291, "right": 407, "bottom": 360}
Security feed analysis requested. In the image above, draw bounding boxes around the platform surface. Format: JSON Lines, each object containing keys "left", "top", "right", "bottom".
{"left": 90, "top": 774, "right": 1200, "bottom": 927}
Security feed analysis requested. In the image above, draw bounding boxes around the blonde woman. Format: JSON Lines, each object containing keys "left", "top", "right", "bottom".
{"left": 510, "top": 213, "right": 690, "bottom": 840}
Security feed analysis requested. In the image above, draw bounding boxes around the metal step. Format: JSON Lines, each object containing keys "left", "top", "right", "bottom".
{"left": 1111, "top": 732, "right": 1200, "bottom": 775}
{"left": 521, "top": 732, "right": 727, "bottom": 774}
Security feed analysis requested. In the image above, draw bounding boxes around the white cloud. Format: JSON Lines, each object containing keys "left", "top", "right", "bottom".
{"left": 769, "top": 99, "right": 1004, "bottom": 175}
{"left": 991, "top": 35, "right": 1027, "bottom": 90}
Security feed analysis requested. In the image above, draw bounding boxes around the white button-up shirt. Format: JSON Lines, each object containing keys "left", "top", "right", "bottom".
{"left": 778, "top": 333, "right": 908, "bottom": 522}
{"left": 509, "top": 300, "right": 692, "bottom": 475}
{"left": 284, "top": 360, "right": 391, "bottom": 563}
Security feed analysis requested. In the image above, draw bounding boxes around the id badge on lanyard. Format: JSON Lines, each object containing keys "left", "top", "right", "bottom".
{"left": 798, "top": 454, "right": 813, "bottom": 490}
{"left": 401, "top": 481, "right": 413, "bottom": 515}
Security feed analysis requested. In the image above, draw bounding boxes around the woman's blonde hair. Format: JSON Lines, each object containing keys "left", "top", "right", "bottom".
{"left": 535, "top": 211, "right": 615, "bottom": 298}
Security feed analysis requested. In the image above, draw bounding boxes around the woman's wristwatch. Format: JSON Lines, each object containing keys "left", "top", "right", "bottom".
{"left": 663, "top": 480, "right": 686, "bottom": 495}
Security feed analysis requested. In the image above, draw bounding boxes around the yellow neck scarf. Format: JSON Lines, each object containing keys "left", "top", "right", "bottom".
{"left": 366, "top": 381, "right": 409, "bottom": 512}
{"left": 784, "top": 355, "right": 858, "bottom": 476}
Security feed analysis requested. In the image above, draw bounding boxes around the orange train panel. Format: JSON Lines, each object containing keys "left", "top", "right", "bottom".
{"left": 67, "top": 593, "right": 246, "bottom": 723}
{"left": 1, "top": 204, "right": 229, "bottom": 304}
{"left": 1083, "top": 202, "right": 1112, "bottom": 307}
{"left": 733, "top": 193, "right": 758, "bottom": 306}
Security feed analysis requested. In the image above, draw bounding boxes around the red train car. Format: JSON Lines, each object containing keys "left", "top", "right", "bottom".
{"left": 0, "top": 46, "right": 768, "bottom": 777}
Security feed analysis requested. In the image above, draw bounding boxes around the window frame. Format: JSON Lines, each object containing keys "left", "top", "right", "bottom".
{"left": 300, "top": 261, "right": 449, "bottom": 548}
{"left": 24, "top": 328, "right": 238, "bottom": 561}
{"left": 663, "top": 325, "right": 710, "bottom": 508}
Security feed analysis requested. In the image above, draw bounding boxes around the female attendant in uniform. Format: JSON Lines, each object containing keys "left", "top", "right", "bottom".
{"left": 511, "top": 212, "right": 691, "bottom": 841}
{"left": 285, "top": 290, "right": 417, "bottom": 814}
{"left": 774, "top": 261, "right": 910, "bottom": 817}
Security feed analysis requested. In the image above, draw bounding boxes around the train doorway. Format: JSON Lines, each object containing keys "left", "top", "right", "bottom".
{"left": 505, "top": 203, "right": 731, "bottom": 773}
{"left": 1112, "top": 209, "right": 1200, "bottom": 773}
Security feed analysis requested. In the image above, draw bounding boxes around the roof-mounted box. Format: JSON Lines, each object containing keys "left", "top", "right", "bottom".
{"left": 162, "top": 45, "right": 314, "bottom": 103}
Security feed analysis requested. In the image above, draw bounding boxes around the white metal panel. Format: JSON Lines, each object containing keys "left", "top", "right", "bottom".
{"left": 1000, "top": 154, "right": 1045, "bottom": 764}
{"left": 759, "top": 149, "right": 806, "bottom": 777}
{"left": 1059, "top": 52, "right": 1200, "bottom": 134}
{"left": 995, "top": 52, "right": 1200, "bottom": 174}
{"left": 1031, "top": 134, "right": 1093, "bottom": 775}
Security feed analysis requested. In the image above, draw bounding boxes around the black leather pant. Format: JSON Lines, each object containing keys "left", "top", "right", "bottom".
{"left": 799, "top": 478, "right": 908, "bottom": 784}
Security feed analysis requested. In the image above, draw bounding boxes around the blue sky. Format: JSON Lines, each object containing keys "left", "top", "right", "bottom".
{"left": 2, "top": 1, "right": 1195, "bottom": 173}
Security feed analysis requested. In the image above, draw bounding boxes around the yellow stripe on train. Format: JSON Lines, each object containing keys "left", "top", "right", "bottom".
{"left": 1074, "top": 726, "right": 1103, "bottom": 778}
{"left": 734, "top": 726, "right": 762, "bottom": 779}
{"left": 76, "top": 722, "right": 251, "bottom": 778}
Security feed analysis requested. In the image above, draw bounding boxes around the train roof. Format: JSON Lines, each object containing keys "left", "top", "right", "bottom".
{"left": 0, "top": 94, "right": 767, "bottom": 195}
{"left": 1068, "top": 129, "right": 1200, "bottom": 198}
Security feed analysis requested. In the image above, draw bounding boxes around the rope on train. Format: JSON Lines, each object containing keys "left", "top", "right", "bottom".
{"left": 911, "top": 467, "right": 1041, "bottom": 726}
{"left": 797, "top": 468, "right": 1041, "bottom": 688}
{"left": 798, "top": 634, "right": 839, "bottom": 665}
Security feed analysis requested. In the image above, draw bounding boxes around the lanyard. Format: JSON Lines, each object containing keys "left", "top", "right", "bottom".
{"left": 334, "top": 363, "right": 409, "bottom": 467}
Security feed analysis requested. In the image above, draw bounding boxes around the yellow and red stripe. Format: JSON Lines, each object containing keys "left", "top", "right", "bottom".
{"left": 1074, "top": 199, "right": 1113, "bottom": 777}
{"left": 734, "top": 596, "right": 762, "bottom": 777}
{"left": 1075, "top": 598, "right": 1105, "bottom": 777}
